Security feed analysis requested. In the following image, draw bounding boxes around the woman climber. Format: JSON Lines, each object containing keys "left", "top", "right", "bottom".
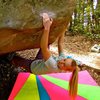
{"left": 12, "top": 13, "right": 78, "bottom": 100}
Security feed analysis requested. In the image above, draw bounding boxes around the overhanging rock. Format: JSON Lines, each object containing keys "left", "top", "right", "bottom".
{"left": 0, "top": 0, "right": 76, "bottom": 55}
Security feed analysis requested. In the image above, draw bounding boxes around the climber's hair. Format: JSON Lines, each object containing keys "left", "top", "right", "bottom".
{"left": 69, "top": 59, "right": 78, "bottom": 100}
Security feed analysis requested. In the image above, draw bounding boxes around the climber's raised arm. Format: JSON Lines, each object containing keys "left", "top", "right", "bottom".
{"left": 58, "top": 30, "right": 65, "bottom": 55}
{"left": 40, "top": 13, "right": 53, "bottom": 61}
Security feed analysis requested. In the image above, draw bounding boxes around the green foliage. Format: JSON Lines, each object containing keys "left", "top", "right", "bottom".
{"left": 73, "top": 24, "right": 84, "bottom": 33}
{"left": 70, "top": 0, "right": 100, "bottom": 39}
{"left": 85, "top": 32, "right": 100, "bottom": 39}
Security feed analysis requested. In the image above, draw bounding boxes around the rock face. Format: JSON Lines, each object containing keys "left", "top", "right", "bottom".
{"left": 0, "top": 0, "right": 76, "bottom": 55}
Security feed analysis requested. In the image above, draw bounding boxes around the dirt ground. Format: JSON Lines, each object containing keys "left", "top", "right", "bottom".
{"left": 62, "top": 35, "right": 100, "bottom": 70}
{"left": 17, "top": 34, "right": 100, "bottom": 85}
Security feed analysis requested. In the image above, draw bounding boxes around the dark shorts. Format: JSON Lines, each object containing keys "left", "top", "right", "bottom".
{"left": 12, "top": 49, "right": 43, "bottom": 72}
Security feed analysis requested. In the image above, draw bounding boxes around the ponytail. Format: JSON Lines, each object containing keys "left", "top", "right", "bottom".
{"left": 69, "top": 64, "right": 78, "bottom": 100}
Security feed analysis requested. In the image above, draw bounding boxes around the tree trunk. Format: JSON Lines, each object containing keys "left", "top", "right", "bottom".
{"left": 86, "top": 0, "right": 91, "bottom": 32}
{"left": 95, "top": 0, "right": 100, "bottom": 34}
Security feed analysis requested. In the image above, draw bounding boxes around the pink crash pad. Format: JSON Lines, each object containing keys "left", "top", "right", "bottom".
{"left": 38, "top": 76, "right": 87, "bottom": 100}
{"left": 47, "top": 70, "right": 97, "bottom": 86}
{"left": 8, "top": 70, "right": 98, "bottom": 100}
{"left": 8, "top": 73, "right": 30, "bottom": 100}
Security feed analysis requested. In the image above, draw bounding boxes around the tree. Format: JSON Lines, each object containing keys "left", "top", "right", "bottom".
{"left": 70, "top": 0, "right": 100, "bottom": 39}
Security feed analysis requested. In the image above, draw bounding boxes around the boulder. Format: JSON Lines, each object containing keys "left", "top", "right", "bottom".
{"left": 0, "top": 0, "right": 76, "bottom": 55}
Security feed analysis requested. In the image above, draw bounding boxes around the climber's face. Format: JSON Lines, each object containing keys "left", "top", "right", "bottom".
{"left": 57, "top": 58, "right": 75, "bottom": 72}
